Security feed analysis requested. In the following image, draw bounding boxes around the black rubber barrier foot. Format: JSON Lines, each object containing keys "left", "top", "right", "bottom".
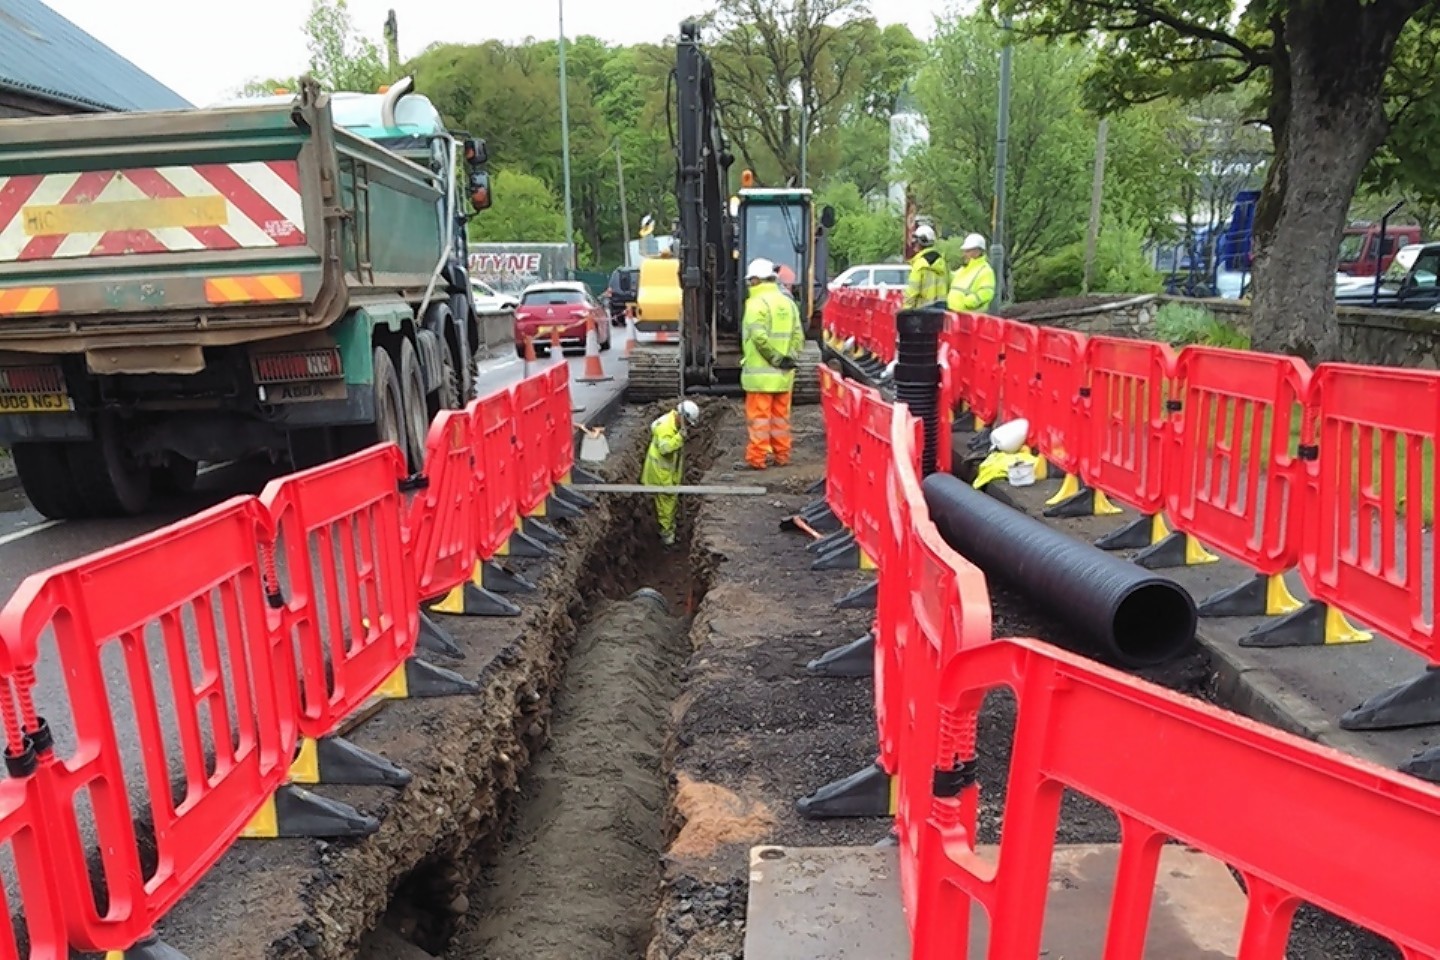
{"left": 570, "top": 466, "right": 604, "bottom": 485}
{"left": 1133, "top": 531, "right": 1219, "bottom": 570}
{"left": 796, "top": 761, "right": 893, "bottom": 819}
{"left": 813, "top": 538, "right": 866, "bottom": 571}
{"left": 965, "top": 429, "right": 993, "bottom": 454}
{"left": 430, "top": 582, "right": 521, "bottom": 618}
{"left": 1043, "top": 483, "right": 1122, "bottom": 520}
{"left": 1341, "top": 667, "right": 1440, "bottom": 731}
{"left": 807, "top": 528, "right": 853, "bottom": 555}
{"left": 110, "top": 933, "right": 191, "bottom": 960}
{"left": 1198, "top": 572, "right": 1303, "bottom": 619}
{"left": 417, "top": 611, "right": 463, "bottom": 655}
{"left": 806, "top": 477, "right": 826, "bottom": 496}
{"left": 836, "top": 579, "right": 878, "bottom": 611}
{"left": 544, "top": 492, "right": 584, "bottom": 521}
{"left": 1239, "top": 600, "right": 1372, "bottom": 648}
{"left": 291, "top": 736, "right": 412, "bottom": 787}
{"left": 482, "top": 560, "right": 537, "bottom": 595}
{"left": 555, "top": 484, "right": 595, "bottom": 510}
{"left": 1400, "top": 745, "right": 1440, "bottom": 783}
{"left": 266, "top": 785, "right": 379, "bottom": 838}
{"left": 387, "top": 658, "right": 481, "bottom": 698}
{"left": 801, "top": 500, "right": 836, "bottom": 525}
{"left": 502, "top": 529, "right": 552, "bottom": 560}
{"left": 806, "top": 631, "right": 875, "bottom": 678}
{"left": 1095, "top": 514, "right": 1154, "bottom": 551}
{"left": 522, "top": 517, "right": 566, "bottom": 545}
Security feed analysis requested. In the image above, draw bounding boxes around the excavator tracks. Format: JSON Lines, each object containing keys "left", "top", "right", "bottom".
{"left": 624, "top": 342, "right": 826, "bottom": 404}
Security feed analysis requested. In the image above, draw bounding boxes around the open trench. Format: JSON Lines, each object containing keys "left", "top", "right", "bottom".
{"left": 352, "top": 402, "right": 721, "bottom": 960}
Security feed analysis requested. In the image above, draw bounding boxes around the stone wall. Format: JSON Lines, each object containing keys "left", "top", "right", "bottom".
{"left": 1004, "top": 293, "right": 1440, "bottom": 369}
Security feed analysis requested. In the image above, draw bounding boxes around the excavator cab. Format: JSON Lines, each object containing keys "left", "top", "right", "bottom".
{"left": 734, "top": 186, "right": 834, "bottom": 331}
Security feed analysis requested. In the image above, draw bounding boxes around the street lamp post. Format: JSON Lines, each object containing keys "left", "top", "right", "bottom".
{"left": 558, "top": 0, "right": 575, "bottom": 270}
{"left": 614, "top": 140, "right": 631, "bottom": 267}
{"left": 992, "top": 14, "right": 1012, "bottom": 305}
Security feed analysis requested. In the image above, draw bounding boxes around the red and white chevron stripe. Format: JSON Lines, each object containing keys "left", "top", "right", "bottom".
{"left": 0, "top": 161, "right": 307, "bottom": 262}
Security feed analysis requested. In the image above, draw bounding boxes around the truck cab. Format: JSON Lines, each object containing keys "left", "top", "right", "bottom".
{"left": 1338, "top": 222, "right": 1422, "bottom": 277}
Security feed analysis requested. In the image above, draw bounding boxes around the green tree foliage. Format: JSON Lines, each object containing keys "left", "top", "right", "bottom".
{"left": 467, "top": 169, "right": 567, "bottom": 243}
{"left": 817, "top": 183, "right": 903, "bottom": 271}
{"left": 990, "top": 0, "right": 1439, "bottom": 362}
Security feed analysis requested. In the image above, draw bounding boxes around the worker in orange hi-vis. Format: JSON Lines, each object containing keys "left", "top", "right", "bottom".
{"left": 740, "top": 257, "right": 803, "bottom": 470}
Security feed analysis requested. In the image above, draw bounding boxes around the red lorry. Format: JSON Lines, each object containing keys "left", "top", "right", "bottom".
{"left": 1338, "top": 222, "right": 1423, "bottom": 276}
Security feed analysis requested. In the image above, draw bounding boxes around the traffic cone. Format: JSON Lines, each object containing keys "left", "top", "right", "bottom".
{"left": 522, "top": 334, "right": 537, "bottom": 371}
{"left": 549, "top": 326, "right": 562, "bottom": 357}
{"left": 575, "top": 315, "right": 613, "bottom": 382}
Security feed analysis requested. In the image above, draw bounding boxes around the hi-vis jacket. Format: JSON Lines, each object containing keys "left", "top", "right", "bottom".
{"left": 948, "top": 256, "right": 997, "bottom": 313}
{"left": 641, "top": 409, "right": 684, "bottom": 485}
{"left": 741, "top": 281, "right": 803, "bottom": 393}
{"left": 904, "top": 247, "right": 949, "bottom": 308}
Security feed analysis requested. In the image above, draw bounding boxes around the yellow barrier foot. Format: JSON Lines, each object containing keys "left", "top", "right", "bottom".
{"left": 376, "top": 657, "right": 481, "bottom": 700}
{"left": 796, "top": 761, "right": 895, "bottom": 819}
{"left": 1198, "top": 572, "right": 1303, "bottom": 619}
{"left": 1044, "top": 483, "right": 1122, "bottom": 519}
{"left": 1239, "top": 601, "right": 1373, "bottom": 649}
{"left": 106, "top": 933, "right": 189, "bottom": 960}
{"left": 806, "top": 630, "right": 875, "bottom": 678}
{"left": 1341, "top": 666, "right": 1440, "bottom": 732}
{"left": 288, "top": 735, "right": 412, "bottom": 787}
{"left": 429, "top": 580, "right": 521, "bottom": 618}
{"left": 1045, "top": 471, "right": 1081, "bottom": 507}
{"left": 813, "top": 535, "right": 871, "bottom": 572}
{"left": 1134, "top": 520, "right": 1222, "bottom": 571}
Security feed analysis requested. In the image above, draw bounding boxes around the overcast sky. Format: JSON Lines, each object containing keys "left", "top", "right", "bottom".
{"left": 42, "top": 0, "right": 950, "bottom": 106}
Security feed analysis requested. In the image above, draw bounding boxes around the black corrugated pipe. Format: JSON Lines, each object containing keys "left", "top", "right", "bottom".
{"left": 921, "top": 473, "right": 1197, "bottom": 668}
{"left": 894, "top": 306, "right": 945, "bottom": 476}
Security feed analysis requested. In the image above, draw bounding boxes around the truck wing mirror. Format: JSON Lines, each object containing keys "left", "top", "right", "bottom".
{"left": 463, "top": 137, "right": 489, "bottom": 167}
{"left": 468, "top": 170, "right": 492, "bottom": 210}
{"left": 820, "top": 205, "right": 836, "bottom": 229}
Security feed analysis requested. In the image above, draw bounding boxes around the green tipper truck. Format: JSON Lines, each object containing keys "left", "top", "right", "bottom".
{"left": 0, "top": 76, "right": 493, "bottom": 519}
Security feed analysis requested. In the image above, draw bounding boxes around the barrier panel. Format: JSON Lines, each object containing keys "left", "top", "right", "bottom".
{"left": 941, "top": 312, "right": 977, "bottom": 416}
{"left": 473, "top": 389, "right": 520, "bottom": 560}
{"left": 819, "top": 366, "right": 861, "bottom": 530}
{"left": 1299, "top": 364, "right": 1440, "bottom": 662}
{"left": 911, "top": 636, "right": 1440, "bottom": 959}
{"left": 966, "top": 314, "right": 1005, "bottom": 427}
{"left": 1167, "top": 346, "right": 1311, "bottom": 578}
{"left": 849, "top": 386, "right": 894, "bottom": 565}
{"left": 999, "top": 320, "right": 1039, "bottom": 434}
{"left": 542, "top": 364, "right": 576, "bottom": 484}
{"left": 406, "top": 410, "right": 477, "bottom": 602}
{"left": 262, "top": 445, "right": 416, "bottom": 740}
{"left": 511, "top": 373, "right": 552, "bottom": 517}
{"left": 0, "top": 498, "right": 295, "bottom": 951}
{"left": 0, "top": 773, "right": 65, "bottom": 959}
{"left": 871, "top": 294, "right": 898, "bottom": 364}
{"left": 1078, "top": 336, "right": 1177, "bottom": 515}
{"left": 1033, "top": 328, "right": 1087, "bottom": 476}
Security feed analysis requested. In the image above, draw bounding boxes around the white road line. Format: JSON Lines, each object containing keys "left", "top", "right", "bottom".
{"left": 0, "top": 520, "right": 61, "bottom": 546}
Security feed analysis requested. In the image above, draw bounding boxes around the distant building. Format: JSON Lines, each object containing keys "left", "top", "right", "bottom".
{"left": 888, "top": 83, "right": 928, "bottom": 212}
{"left": 0, "top": 0, "right": 190, "bottom": 117}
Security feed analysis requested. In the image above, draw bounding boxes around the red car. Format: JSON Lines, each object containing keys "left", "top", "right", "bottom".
{"left": 513, "top": 282, "right": 612, "bottom": 357}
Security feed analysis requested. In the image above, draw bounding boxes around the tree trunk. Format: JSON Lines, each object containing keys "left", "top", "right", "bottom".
{"left": 1248, "top": 4, "right": 1411, "bottom": 364}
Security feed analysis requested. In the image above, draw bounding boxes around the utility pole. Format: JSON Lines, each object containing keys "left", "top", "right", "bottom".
{"left": 1082, "top": 118, "right": 1110, "bottom": 294}
{"left": 614, "top": 140, "right": 631, "bottom": 267}
{"left": 383, "top": 10, "right": 399, "bottom": 76}
{"left": 992, "top": 15, "right": 1012, "bottom": 305}
{"left": 558, "top": 0, "right": 575, "bottom": 270}
{"left": 800, "top": 100, "right": 809, "bottom": 188}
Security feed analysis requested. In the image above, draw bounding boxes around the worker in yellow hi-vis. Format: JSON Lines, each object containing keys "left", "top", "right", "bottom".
{"left": 740, "top": 257, "right": 803, "bottom": 470}
{"left": 904, "top": 223, "right": 948, "bottom": 309}
{"left": 641, "top": 399, "right": 700, "bottom": 545}
{"left": 948, "top": 233, "right": 997, "bottom": 313}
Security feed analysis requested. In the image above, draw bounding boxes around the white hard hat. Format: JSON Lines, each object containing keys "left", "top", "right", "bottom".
{"left": 678, "top": 399, "right": 700, "bottom": 424}
{"left": 991, "top": 418, "right": 1029, "bottom": 454}
{"left": 963, "top": 233, "right": 987, "bottom": 251}
{"left": 745, "top": 257, "right": 777, "bottom": 281}
{"left": 913, "top": 224, "right": 935, "bottom": 244}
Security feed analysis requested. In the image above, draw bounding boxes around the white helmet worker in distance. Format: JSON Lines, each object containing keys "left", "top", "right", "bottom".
{"left": 962, "top": 233, "right": 987, "bottom": 253}
{"left": 745, "top": 257, "right": 777, "bottom": 283}
{"left": 677, "top": 399, "right": 700, "bottom": 425}
{"left": 913, "top": 223, "right": 936, "bottom": 246}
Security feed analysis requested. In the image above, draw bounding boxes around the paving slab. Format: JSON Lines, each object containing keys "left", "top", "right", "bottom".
{"left": 745, "top": 844, "right": 1246, "bottom": 959}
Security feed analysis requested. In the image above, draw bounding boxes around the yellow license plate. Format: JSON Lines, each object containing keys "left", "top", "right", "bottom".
{"left": 0, "top": 392, "right": 70, "bottom": 413}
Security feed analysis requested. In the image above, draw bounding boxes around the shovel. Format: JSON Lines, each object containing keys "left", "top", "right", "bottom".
{"left": 579, "top": 426, "right": 610, "bottom": 463}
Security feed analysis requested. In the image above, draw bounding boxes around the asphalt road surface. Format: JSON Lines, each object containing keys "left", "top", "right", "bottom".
{"left": 0, "top": 327, "right": 630, "bottom": 893}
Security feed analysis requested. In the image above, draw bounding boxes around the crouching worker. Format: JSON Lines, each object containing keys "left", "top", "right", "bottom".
{"left": 641, "top": 399, "right": 701, "bottom": 545}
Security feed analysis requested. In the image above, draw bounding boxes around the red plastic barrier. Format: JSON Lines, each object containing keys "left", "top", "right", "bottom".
{"left": 966, "top": 314, "right": 1005, "bottom": 426}
{"left": 1167, "top": 346, "right": 1311, "bottom": 576}
{"left": 511, "top": 373, "right": 552, "bottom": 517}
{"left": 1000, "top": 320, "right": 1039, "bottom": 434}
{"left": 1300, "top": 364, "right": 1440, "bottom": 662}
{"left": 1078, "top": 336, "right": 1177, "bottom": 515}
{"left": 849, "top": 386, "right": 893, "bottom": 565}
{"left": 473, "top": 389, "right": 520, "bottom": 560}
{"left": 941, "top": 312, "right": 977, "bottom": 415}
{"left": 912, "top": 637, "right": 1440, "bottom": 958}
{"left": 0, "top": 774, "right": 66, "bottom": 959}
{"left": 406, "top": 410, "right": 477, "bottom": 601}
{"left": 263, "top": 445, "right": 416, "bottom": 739}
{"left": 871, "top": 294, "right": 898, "bottom": 363}
{"left": 819, "top": 366, "right": 862, "bottom": 529}
{"left": 0, "top": 499, "right": 296, "bottom": 951}
{"left": 1032, "top": 328, "right": 1088, "bottom": 476}
{"left": 542, "top": 364, "right": 576, "bottom": 484}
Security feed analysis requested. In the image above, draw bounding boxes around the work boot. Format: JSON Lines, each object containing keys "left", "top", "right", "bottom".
{"left": 661, "top": 531, "right": 677, "bottom": 546}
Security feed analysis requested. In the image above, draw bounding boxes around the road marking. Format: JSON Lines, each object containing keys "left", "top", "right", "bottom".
{"left": 0, "top": 519, "right": 60, "bottom": 546}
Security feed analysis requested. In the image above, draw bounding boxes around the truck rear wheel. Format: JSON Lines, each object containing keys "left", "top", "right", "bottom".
{"left": 152, "top": 455, "right": 198, "bottom": 496}
{"left": 14, "top": 417, "right": 152, "bottom": 519}
{"left": 12, "top": 443, "right": 85, "bottom": 519}
{"left": 397, "top": 337, "right": 430, "bottom": 472}
{"left": 340, "top": 345, "right": 405, "bottom": 464}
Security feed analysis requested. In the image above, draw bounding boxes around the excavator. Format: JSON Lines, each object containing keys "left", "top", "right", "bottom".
{"left": 626, "top": 20, "right": 833, "bottom": 404}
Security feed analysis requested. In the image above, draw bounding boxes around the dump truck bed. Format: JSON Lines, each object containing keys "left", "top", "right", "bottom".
{"left": 0, "top": 88, "right": 447, "bottom": 354}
